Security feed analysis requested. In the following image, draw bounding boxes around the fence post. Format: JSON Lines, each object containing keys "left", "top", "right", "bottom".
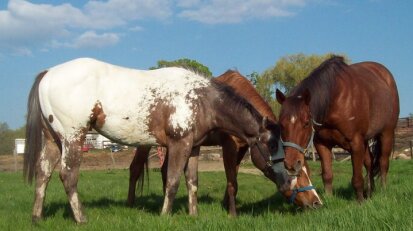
{"left": 410, "top": 140, "right": 412, "bottom": 160}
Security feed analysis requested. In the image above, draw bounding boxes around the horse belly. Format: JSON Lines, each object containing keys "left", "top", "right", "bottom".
{"left": 97, "top": 112, "right": 159, "bottom": 146}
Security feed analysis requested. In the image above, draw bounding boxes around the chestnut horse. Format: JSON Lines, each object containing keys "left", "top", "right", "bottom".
{"left": 24, "top": 58, "right": 280, "bottom": 223}
{"left": 276, "top": 56, "right": 399, "bottom": 202}
{"left": 128, "top": 70, "right": 322, "bottom": 216}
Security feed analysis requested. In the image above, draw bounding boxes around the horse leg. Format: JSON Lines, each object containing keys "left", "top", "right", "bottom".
{"left": 378, "top": 130, "right": 394, "bottom": 187}
{"left": 32, "top": 137, "right": 60, "bottom": 222}
{"left": 161, "top": 150, "right": 169, "bottom": 195}
{"left": 363, "top": 143, "right": 374, "bottom": 198}
{"left": 161, "top": 137, "right": 193, "bottom": 215}
{"left": 222, "top": 138, "right": 239, "bottom": 216}
{"left": 184, "top": 146, "right": 199, "bottom": 216}
{"left": 315, "top": 142, "right": 334, "bottom": 195}
{"left": 350, "top": 135, "right": 366, "bottom": 202}
{"left": 59, "top": 138, "right": 86, "bottom": 223}
{"left": 127, "top": 146, "right": 151, "bottom": 207}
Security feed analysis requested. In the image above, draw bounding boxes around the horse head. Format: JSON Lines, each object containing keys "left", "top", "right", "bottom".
{"left": 249, "top": 117, "right": 322, "bottom": 209}
{"left": 276, "top": 88, "right": 315, "bottom": 176}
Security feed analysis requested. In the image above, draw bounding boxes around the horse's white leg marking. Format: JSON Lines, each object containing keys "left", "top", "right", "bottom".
{"left": 59, "top": 138, "right": 87, "bottom": 223}
{"left": 187, "top": 179, "right": 198, "bottom": 215}
{"left": 185, "top": 148, "right": 199, "bottom": 215}
{"left": 69, "top": 192, "right": 83, "bottom": 222}
{"left": 32, "top": 140, "right": 60, "bottom": 221}
{"left": 161, "top": 138, "right": 193, "bottom": 215}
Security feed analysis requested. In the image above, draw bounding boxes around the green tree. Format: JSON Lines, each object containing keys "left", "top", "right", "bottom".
{"left": 0, "top": 122, "right": 25, "bottom": 155}
{"left": 251, "top": 53, "right": 350, "bottom": 116}
{"left": 262, "top": 53, "right": 351, "bottom": 93}
{"left": 150, "top": 58, "right": 213, "bottom": 78}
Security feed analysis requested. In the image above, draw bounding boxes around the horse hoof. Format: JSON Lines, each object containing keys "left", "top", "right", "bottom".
{"left": 32, "top": 215, "right": 42, "bottom": 224}
{"left": 76, "top": 216, "right": 88, "bottom": 224}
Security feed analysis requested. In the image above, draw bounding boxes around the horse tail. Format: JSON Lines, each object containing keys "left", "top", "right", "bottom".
{"left": 24, "top": 71, "right": 47, "bottom": 184}
{"left": 370, "top": 137, "right": 381, "bottom": 178}
{"left": 137, "top": 152, "right": 149, "bottom": 195}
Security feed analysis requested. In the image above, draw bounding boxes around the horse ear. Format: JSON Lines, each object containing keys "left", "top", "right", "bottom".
{"left": 302, "top": 88, "right": 311, "bottom": 105}
{"left": 276, "top": 89, "right": 285, "bottom": 105}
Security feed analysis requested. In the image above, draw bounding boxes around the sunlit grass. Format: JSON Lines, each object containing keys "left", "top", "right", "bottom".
{"left": 0, "top": 160, "right": 411, "bottom": 230}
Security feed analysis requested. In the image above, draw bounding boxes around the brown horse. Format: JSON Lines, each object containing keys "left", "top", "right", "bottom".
{"left": 128, "top": 70, "right": 322, "bottom": 216}
{"left": 24, "top": 59, "right": 281, "bottom": 223}
{"left": 276, "top": 56, "right": 399, "bottom": 201}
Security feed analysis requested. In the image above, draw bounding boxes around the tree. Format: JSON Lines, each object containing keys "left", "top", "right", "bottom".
{"left": 251, "top": 53, "right": 350, "bottom": 116}
{"left": 150, "top": 58, "right": 213, "bottom": 78}
{"left": 262, "top": 53, "right": 351, "bottom": 93}
{"left": 0, "top": 122, "right": 25, "bottom": 155}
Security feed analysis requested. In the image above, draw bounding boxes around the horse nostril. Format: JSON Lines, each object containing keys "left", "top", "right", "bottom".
{"left": 313, "top": 201, "right": 323, "bottom": 209}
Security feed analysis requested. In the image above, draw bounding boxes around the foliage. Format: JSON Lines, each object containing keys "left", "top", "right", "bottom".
{"left": 0, "top": 122, "right": 25, "bottom": 155}
{"left": 150, "top": 58, "right": 213, "bottom": 78}
{"left": 250, "top": 53, "right": 350, "bottom": 116}
{"left": 262, "top": 53, "right": 351, "bottom": 93}
{"left": 0, "top": 160, "right": 412, "bottom": 230}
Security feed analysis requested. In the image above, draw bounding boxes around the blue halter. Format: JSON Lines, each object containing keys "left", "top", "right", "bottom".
{"left": 289, "top": 185, "right": 316, "bottom": 204}
{"left": 281, "top": 119, "right": 321, "bottom": 155}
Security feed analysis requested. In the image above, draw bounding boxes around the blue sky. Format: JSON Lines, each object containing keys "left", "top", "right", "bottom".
{"left": 0, "top": 0, "right": 412, "bottom": 129}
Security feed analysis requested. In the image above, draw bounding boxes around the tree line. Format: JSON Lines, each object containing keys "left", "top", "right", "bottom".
{"left": 0, "top": 53, "right": 351, "bottom": 155}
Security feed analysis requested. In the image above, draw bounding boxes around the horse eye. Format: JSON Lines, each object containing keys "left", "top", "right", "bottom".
{"left": 304, "top": 122, "right": 310, "bottom": 128}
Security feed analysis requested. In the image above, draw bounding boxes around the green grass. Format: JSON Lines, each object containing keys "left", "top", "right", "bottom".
{"left": 0, "top": 160, "right": 412, "bottom": 230}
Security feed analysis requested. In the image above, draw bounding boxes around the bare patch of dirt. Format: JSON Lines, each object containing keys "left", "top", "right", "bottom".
{"left": 0, "top": 147, "right": 261, "bottom": 175}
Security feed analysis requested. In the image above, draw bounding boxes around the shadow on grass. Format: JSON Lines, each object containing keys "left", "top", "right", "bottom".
{"left": 236, "top": 192, "right": 297, "bottom": 216}
{"left": 42, "top": 193, "right": 217, "bottom": 220}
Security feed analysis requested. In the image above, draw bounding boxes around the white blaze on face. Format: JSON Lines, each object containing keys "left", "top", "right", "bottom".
{"left": 302, "top": 166, "right": 322, "bottom": 204}
{"left": 290, "top": 115, "right": 297, "bottom": 124}
{"left": 290, "top": 176, "right": 298, "bottom": 190}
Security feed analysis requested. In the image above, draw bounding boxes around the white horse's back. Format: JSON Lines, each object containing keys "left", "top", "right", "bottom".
{"left": 38, "top": 58, "right": 210, "bottom": 145}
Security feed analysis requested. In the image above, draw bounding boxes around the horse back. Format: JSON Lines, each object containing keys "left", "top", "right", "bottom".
{"left": 215, "top": 70, "right": 276, "bottom": 122}
{"left": 38, "top": 58, "right": 212, "bottom": 146}
{"left": 331, "top": 62, "right": 399, "bottom": 138}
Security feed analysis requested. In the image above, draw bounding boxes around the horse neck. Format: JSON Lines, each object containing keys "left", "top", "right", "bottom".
{"left": 211, "top": 89, "right": 262, "bottom": 142}
{"left": 216, "top": 71, "right": 276, "bottom": 122}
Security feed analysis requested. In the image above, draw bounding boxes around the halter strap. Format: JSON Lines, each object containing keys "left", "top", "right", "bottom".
{"left": 281, "top": 127, "right": 314, "bottom": 155}
{"left": 289, "top": 185, "right": 315, "bottom": 204}
{"left": 255, "top": 139, "right": 285, "bottom": 167}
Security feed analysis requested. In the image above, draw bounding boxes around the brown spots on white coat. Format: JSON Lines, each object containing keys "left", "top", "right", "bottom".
{"left": 90, "top": 101, "right": 106, "bottom": 129}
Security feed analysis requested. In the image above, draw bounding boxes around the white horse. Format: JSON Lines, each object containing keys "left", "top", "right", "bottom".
{"left": 24, "top": 58, "right": 280, "bottom": 223}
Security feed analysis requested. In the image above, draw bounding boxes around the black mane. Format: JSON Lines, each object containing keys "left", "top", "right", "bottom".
{"left": 289, "top": 56, "right": 348, "bottom": 123}
{"left": 211, "top": 79, "right": 263, "bottom": 122}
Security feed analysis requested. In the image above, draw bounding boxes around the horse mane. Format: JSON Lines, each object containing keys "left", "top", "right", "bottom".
{"left": 290, "top": 56, "right": 348, "bottom": 123}
{"left": 215, "top": 70, "right": 277, "bottom": 122}
{"left": 211, "top": 78, "right": 263, "bottom": 122}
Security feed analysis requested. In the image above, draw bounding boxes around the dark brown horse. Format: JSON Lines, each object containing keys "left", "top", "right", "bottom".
{"left": 128, "top": 70, "right": 322, "bottom": 216}
{"left": 276, "top": 56, "right": 399, "bottom": 201}
{"left": 24, "top": 59, "right": 281, "bottom": 223}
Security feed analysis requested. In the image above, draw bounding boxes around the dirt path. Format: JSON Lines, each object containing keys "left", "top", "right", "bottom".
{"left": 0, "top": 148, "right": 261, "bottom": 175}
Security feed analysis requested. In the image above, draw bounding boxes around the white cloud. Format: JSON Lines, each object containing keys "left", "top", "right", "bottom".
{"left": 178, "top": 0, "right": 308, "bottom": 24}
{"left": 129, "top": 25, "right": 144, "bottom": 32}
{"left": 0, "top": 0, "right": 311, "bottom": 55}
{"left": 11, "top": 46, "right": 32, "bottom": 56}
{"left": 71, "top": 31, "right": 120, "bottom": 49}
{"left": 0, "top": 0, "right": 172, "bottom": 54}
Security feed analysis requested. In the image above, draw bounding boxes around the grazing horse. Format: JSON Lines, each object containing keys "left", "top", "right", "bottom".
{"left": 128, "top": 70, "right": 322, "bottom": 216}
{"left": 276, "top": 56, "right": 399, "bottom": 201}
{"left": 24, "top": 58, "right": 281, "bottom": 223}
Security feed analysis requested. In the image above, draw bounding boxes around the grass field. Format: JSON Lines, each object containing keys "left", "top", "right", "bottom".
{"left": 0, "top": 160, "right": 412, "bottom": 230}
